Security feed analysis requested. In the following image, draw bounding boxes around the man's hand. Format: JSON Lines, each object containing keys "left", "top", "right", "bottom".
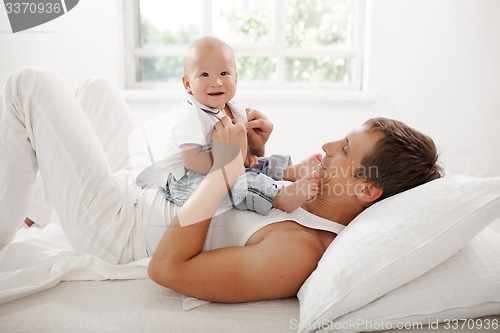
{"left": 245, "top": 108, "right": 273, "bottom": 157}
{"left": 211, "top": 116, "right": 247, "bottom": 172}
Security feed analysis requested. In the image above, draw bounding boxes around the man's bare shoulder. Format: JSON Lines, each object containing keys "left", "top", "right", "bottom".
{"left": 262, "top": 224, "right": 328, "bottom": 255}
{"left": 239, "top": 226, "right": 327, "bottom": 298}
{"left": 246, "top": 219, "right": 335, "bottom": 252}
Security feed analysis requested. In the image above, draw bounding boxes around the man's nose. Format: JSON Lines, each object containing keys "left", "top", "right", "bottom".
{"left": 322, "top": 141, "right": 334, "bottom": 156}
{"left": 322, "top": 140, "right": 341, "bottom": 156}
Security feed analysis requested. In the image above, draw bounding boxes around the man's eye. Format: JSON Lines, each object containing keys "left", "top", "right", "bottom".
{"left": 343, "top": 145, "right": 348, "bottom": 154}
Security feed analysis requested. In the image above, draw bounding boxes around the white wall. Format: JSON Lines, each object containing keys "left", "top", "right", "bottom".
{"left": 0, "top": 0, "right": 124, "bottom": 92}
{"left": 250, "top": 0, "right": 500, "bottom": 177}
{"left": 367, "top": 0, "right": 500, "bottom": 177}
{"left": 1, "top": 0, "right": 499, "bottom": 176}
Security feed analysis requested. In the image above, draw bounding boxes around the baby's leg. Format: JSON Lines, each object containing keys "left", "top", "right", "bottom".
{"left": 283, "top": 154, "right": 322, "bottom": 181}
{"left": 272, "top": 172, "right": 320, "bottom": 213}
{"left": 233, "top": 173, "right": 282, "bottom": 215}
{"left": 0, "top": 67, "right": 137, "bottom": 263}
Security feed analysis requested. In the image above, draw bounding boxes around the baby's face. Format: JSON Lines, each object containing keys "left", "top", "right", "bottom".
{"left": 183, "top": 45, "right": 238, "bottom": 111}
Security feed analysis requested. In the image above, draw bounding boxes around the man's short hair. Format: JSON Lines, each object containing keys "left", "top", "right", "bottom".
{"left": 357, "top": 117, "right": 443, "bottom": 201}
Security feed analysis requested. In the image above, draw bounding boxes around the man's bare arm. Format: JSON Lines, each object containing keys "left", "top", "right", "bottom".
{"left": 149, "top": 227, "right": 324, "bottom": 302}
{"left": 180, "top": 145, "right": 213, "bottom": 174}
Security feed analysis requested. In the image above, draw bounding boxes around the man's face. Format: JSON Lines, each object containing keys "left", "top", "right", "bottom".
{"left": 317, "top": 126, "right": 382, "bottom": 198}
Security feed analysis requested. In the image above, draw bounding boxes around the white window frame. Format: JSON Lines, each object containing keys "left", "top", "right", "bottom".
{"left": 123, "top": 0, "right": 371, "bottom": 101}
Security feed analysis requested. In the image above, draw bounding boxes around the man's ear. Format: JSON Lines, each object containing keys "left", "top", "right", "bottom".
{"left": 182, "top": 75, "right": 192, "bottom": 94}
{"left": 356, "top": 181, "right": 383, "bottom": 205}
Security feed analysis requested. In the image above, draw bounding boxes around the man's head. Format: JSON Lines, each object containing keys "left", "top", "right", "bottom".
{"left": 357, "top": 117, "right": 443, "bottom": 201}
{"left": 182, "top": 37, "right": 238, "bottom": 110}
{"left": 315, "top": 117, "right": 442, "bottom": 221}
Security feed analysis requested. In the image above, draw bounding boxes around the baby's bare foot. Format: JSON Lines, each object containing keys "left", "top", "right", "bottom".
{"left": 273, "top": 172, "right": 319, "bottom": 212}
{"left": 283, "top": 154, "right": 322, "bottom": 181}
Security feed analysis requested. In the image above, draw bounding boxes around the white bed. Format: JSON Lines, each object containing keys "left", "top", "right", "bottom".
{"left": 1, "top": 279, "right": 498, "bottom": 333}
{"left": 0, "top": 222, "right": 301, "bottom": 333}
{"left": 2, "top": 111, "right": 500, "bottom": 332}
{"left": 0, "top": 279, "right": 299, "bottom": 333}
{"left": 1, "top": 173, "right": 500, "bottom": 333}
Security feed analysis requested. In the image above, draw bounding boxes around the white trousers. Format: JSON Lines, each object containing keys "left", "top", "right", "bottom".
{"left": 0, "top": 67, "right": 162, "bottom": 263}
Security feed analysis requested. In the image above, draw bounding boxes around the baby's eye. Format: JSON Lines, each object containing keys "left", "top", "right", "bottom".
{"left": 221, "top": 71, "right": 228, "bottom": 76}
{"left": 201, "top": 72, "right": 209, "bottom": 77}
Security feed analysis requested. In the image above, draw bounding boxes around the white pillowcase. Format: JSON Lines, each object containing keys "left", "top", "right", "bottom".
{"left": 297, "top": 174, "right": 500, "bottom": 333}
{"left": 330, "top": 227, "right": 500, "bottom": 332}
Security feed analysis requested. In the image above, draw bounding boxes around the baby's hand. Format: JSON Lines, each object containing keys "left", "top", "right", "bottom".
{"left": 244, "top": 153, "right": 259, "bottom": 168}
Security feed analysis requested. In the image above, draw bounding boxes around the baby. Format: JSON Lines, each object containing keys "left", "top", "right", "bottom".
{"left": 162, "top": 36, "right": 320, "bottom": 214}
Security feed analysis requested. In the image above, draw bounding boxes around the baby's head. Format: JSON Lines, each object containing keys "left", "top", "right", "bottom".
{"left": 182, "top": 37, "right": 238, "bottom": 111}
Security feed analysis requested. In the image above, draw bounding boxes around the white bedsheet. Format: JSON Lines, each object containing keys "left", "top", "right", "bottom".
{"left": 0, "top": 278, "right": 300, "bottom": 333}
{"left": 1, "top": 223, "right": 499, "bottom": 333}
{"left": 0, "top": 223, "right": 300, "bottom": 333}
{"left": 0, "top": 223, "right": 149, "bottom": 305}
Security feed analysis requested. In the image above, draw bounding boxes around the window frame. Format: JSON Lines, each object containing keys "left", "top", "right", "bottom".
{"left": 123, "top": 0, "right": 368, "bottom": 99}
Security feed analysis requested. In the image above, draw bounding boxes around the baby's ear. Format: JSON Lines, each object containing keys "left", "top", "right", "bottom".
{"left": 181, "top": 75, "right": 192, "bottom": 94}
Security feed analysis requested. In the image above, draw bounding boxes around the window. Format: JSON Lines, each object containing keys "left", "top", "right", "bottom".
{"left": 124, "top": 0, "right": 366, "bottom": 94}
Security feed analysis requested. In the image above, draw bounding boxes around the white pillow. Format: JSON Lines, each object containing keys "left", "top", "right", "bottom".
{"left": 297, "top": 174, "right": 500, "bottom": 333}
{"left": 330, "top": 227, "right": 500, "bottom": 332}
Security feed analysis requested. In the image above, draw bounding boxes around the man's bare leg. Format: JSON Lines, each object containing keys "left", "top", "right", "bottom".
{"left": 24, "top": 218, "right": 35, "bottom": 227}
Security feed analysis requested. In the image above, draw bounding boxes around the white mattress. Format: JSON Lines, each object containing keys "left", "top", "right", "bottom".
{"left": 0, "top": 222, "right": 298, "bottom": 333}
{"left": 1, "top": 223, "right": 499, "bottom": 332}
{"left": 0, "top": 279, "right": 299, "bottom": 333}
{"left": 0, "top": 279, "right": 498, "bottom": 333}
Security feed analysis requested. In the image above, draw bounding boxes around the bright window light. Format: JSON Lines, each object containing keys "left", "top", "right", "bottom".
{"left": 124, "top": 0, "right": 366, "bottom": 91}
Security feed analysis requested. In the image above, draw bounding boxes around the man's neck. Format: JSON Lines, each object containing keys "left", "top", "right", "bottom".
{"left": 302, "top": 196, "right": 362, "bottom": 226}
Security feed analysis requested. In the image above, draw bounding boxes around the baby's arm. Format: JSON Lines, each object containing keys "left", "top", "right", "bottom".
{"left": 180, "top": 145, "right": 213, "bottom": 174}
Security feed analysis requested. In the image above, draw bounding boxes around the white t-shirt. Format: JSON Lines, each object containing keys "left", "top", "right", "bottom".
{"left": 162, "top": 96, "right": 247, "bottom": 180}
{"left": 136, "top": 187, "right": 345, "bottom": 257}
{"left": 136, "top": 95, "right": 248, "bottom": 188}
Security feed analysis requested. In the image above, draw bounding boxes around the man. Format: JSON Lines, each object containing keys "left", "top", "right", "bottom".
{"left": 148, "top": 116, "right": 442, "bottom": 303}
{"left": 0, "top": 68, "right": 440, "bottom": 302}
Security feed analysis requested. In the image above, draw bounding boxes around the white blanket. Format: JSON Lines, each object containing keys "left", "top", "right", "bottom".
{"left": 0, "top": 223, "right": 149, "bottom": 304}
{"left": 2, "top": 221, "right": 499, "bottom": 325}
